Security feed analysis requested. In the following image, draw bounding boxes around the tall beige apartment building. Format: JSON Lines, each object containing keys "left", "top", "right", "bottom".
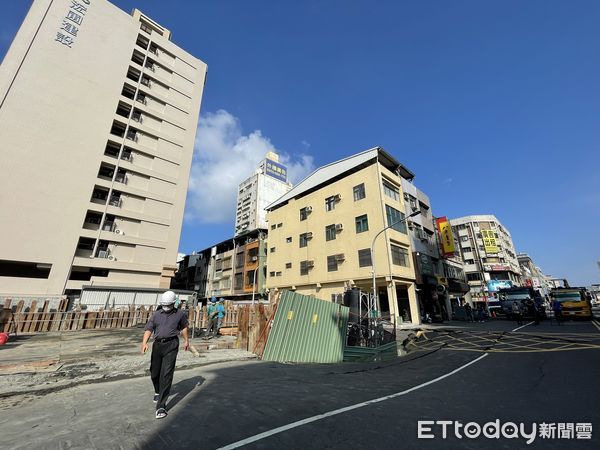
{"left": 0, "top": 0, "right": 207, "bottom": 295}
{"left": 450, "top": 215, "right": 521, "bottom": 303}
{"left": 265, "top": 147, "right": 420, "bottom": 324}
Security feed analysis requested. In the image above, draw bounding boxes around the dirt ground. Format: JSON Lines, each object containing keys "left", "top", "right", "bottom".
{"left": 0, "top": 327, "right": 255, "bottom": 409}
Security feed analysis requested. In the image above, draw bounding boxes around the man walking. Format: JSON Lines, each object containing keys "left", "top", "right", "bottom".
{"left": 512, "top": 301, "right": 523, "bottom": 326}
{"left": 141, "top": 291, "right": 189, "bottom": 419}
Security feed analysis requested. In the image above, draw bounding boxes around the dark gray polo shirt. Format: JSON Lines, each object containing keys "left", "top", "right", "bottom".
{"left": 145, "top": 308, "right": 189, "bottom": 339}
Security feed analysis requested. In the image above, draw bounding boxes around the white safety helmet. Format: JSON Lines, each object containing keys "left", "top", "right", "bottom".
{"left": 160, "top": 290, "right": 177, "bottom": 306}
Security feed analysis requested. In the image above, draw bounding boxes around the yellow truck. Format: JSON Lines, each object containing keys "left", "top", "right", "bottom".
{"left": 550, "top": 288, "right": 592, "bottom": 320}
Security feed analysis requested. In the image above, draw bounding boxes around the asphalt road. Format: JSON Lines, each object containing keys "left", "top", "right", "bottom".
{"left": 1, "top": 318, "right": 599, "bottom": 449}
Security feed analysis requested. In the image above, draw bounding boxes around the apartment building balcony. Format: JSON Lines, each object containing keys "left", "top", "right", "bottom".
{"left": 83, "top": 211, "right": 103, "bottom": 231}
{"left": 115, "top": 169, "right": 128, "bottom": 185}
{"left": 91, "top": 186, "right": 109, "bottom": 205}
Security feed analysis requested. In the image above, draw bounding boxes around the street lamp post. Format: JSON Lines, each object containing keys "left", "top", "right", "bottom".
{"left": 370, "top": 209, "right": 421, "bottom": 336}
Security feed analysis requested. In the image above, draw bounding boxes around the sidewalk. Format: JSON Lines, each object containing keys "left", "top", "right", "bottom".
{"left": 0, "top": 327, "right": 255, "bottom": 403}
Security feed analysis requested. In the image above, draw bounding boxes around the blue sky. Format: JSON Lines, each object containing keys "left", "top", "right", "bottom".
{"left": 2, "top": 1, "right": 599, "bottom": 285}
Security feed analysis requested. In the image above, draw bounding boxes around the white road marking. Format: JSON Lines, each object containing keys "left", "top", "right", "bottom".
{"left": 218, "top": 353, "right": 489, "bottom": 449}
{"left": 511, "top": 321, "right": 534, "bottom": 332}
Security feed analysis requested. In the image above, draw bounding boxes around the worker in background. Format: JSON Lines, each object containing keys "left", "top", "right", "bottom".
{"left": 216, "top": 298, "right": 226, "bottom": 335}
{"left": 141, "top": 291, "right": 189, "bottom": 419}
{"left": 205, "top": 297, "right": 218, "bottom": 338}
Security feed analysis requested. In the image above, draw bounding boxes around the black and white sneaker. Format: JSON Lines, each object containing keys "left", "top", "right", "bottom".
{"left": 153, "top": 393, "right": 159, "bottom": 403}
{"left": 155, "top": 408, "right": 167, "bottom": 419}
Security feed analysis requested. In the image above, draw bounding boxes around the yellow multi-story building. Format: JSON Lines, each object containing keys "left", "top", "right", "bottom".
{"left": 265, "top": 147, "right": 420, "bottom": 324}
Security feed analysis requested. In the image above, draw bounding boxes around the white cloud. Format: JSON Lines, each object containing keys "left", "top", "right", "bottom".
{"left": 186, "top": 110, "right": 315, "bottom": 224}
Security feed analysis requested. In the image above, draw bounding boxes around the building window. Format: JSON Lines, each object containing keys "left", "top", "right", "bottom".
{"left": 385, "top": 205, "right": 407, "bottom": 234}
{"left": 300, "top": 207, "right": 309, "bottom": 221}
{"left": 353, "top": 183, "right": 365, "bottom": 201}
{"left": 276, "top": 271, "right": 282, "bottom": 277}
{"left": 270, "top": 224, "right": 276, "bottom": 230}
{"left": 462, "top": 247, "right": 472, "bottom": 253}
{"left": 286, "top": 237, "right": 292, "bottom": 243}
{"left": 358, "top": 249, "right": 372, "bottom": 267}
{"left": 270, "top": 247, "right": 276, "bottom": 253}
{"left": 382, "top": 180, "right": 400, "bottom": 201}
{"left": 234, "top": 273, "right": 243, "bottom": 289}
{"left": 467, "top": 273, "right": 482, "bottom": 281}
{"left": 269, "top": 271, "right": 276, "bottom": 277}
{"left": 461, "top": 236, "right": 469, "bottom": 242}
{"left": 235, "top": 253, "right": 244, "bottom": 268}
{"left": 300, "top": 260, "right": 312, "bottom": 275}
{"left": 299, "top": 233, "right": 309, "bottom": 248}
{"left": 327, "top": 255, "right": 338, "bottom": 272}
{"left": 277, "top": 223, "right": 283, "bottom": 228}
{"left": 325, "top": 224, "right": 336, "bottom": 241}
{"left": 390, "top": 244, "right": 409, "bottom": 267}
{"left": 355, "top": 215, "right": 368, "bottom": 233}
{"left": 325, "top": 196, "right": 336, "bottom": 211}
{"left": 465, "top": 259, "right": 475, "bottom": 265}
{"left": 285, "top": 262, "right": 292, "bottom": 269}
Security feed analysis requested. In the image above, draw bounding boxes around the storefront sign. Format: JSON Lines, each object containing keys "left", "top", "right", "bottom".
{"left": 487, "top": 279, "right": 514, "bottom": 292}
{"left": 436, "top": 216, "right": 455, "bottom": 257}
{"left": 481, "top": 229, "right": 499, "bottom": 253}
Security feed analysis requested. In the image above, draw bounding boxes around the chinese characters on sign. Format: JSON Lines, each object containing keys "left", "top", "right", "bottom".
{"left": 481, "top": 229, "right": 499, "bottom": 253}
{"left": 418, "top": 420, "right": 592, "bottom": 443}
{"left": 55, "top": 1, "right": 91, "bottom": 48}
{"left": 264, "top": 158, "right": 288, "bottom": 182}
{"left": 538, "top": 423, "right": 592, "bottom": 440}
{"left": 436, "top": 216, "right": 455, "bottom": 258}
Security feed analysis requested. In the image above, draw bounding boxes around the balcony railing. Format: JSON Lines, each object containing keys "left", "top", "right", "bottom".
{"left": 126, "top": 131, "right": 138, "bottom": 142}
{"left": 109, "top": 196, "right": 122, "bottom": 207}
{"left": 115, "top": 174, "right": 128, "bottom": 185}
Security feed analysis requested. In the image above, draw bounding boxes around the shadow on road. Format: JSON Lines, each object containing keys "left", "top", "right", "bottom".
{"left": 167, "top": 375, "right": 205, "bottom": 410}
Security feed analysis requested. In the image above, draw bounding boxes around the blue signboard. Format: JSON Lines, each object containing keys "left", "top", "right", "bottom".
{"left": 264, "top": 159, "right": 288, "bottom": 182}
{"left": 487, "top": 280, "right": 513, "bottom": 292}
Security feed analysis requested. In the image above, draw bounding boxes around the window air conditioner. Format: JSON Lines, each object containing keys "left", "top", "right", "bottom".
{"left": 306, "top": 260, "right": 314, "bottom": 268}
{"left": 335, "top": 224, "right": 343, "bottom": 232}
{"left": 335, "top": 254, "right": 345, "bottom": 261}
{"left": 304, "top": 206, "right": 312, "bottom": 212}
{"left": 305, "top": 232, "right": 313, "bottom": 239}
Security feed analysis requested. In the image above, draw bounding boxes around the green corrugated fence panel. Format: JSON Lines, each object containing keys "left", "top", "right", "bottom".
{"left": 262, "top": 291, "right": 350, "bottom": 364}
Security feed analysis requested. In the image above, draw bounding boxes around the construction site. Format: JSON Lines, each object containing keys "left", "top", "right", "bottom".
{"left": 0, "top": 289, "right": 420, "bottom": 408}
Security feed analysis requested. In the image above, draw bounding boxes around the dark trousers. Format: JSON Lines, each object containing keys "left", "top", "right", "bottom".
{"left": 206, "top": 316, "right": 218, "bottom": 337}
{"left": 150, "top": 339, "right": 179, "bottom": 410}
